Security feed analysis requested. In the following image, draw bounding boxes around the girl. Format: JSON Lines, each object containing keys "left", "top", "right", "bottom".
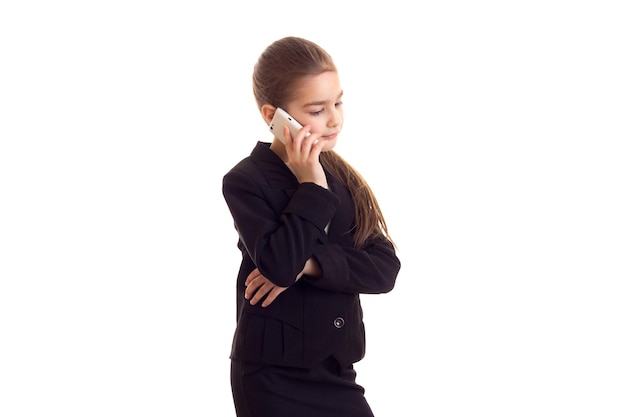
{"left": 222, "top": 36, "right": 401, "bottom": 417}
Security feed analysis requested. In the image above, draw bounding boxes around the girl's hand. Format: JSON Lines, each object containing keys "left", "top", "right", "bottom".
{"left": 244, "top": 261, "right": 316, "bottom": 307}
{"left": 283, "top": 125, "right": 328, "bottom": 188}
{"left": 245, "top": 268, "right": 288, "bottom": 307}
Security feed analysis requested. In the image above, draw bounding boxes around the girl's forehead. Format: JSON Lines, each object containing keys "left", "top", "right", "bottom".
{"left": 294, "top": 72, "right": 342, "bottom": 101}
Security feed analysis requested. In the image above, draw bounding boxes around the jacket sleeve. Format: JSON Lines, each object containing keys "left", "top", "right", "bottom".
{"left": 305, "top": 233, "right": 401, "bottom": 294}
{"left": 223, "top": 166, "right": 340, "bottom": 287}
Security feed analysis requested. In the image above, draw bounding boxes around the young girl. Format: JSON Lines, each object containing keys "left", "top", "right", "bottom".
{"left": 222, "top": 36, "right": 401, "bottom": 417}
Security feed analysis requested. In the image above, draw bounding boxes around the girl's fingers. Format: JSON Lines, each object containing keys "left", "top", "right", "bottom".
{"left": 244, "top": 273, "right": 264, "bottom": 299}
{"left": 283, "top": 125, "right": 292, "bottom": 145}
{"left": 286, "top": 126, "right": 313, "bottom": 148}
{"left": 249, "top": 281, "right": 275, "bottom": 306}
{"left": 261, "top": 287, "right": 287, "bottom": 307}
{"left": 245, "top": 274, "right": 288, "bottom": 307}
{"left": 245, "top": 268, "right": 262, "bottom": 286}
{"left": 247, "top": 280, "right": 268, "bottom": 304}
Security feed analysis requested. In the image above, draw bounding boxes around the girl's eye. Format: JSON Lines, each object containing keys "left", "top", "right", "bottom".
{"left": 310, "top": 109, "right": 323, "bottom": 116}
{"left": 335, "top": 101, "right": 343, "bottom": 107}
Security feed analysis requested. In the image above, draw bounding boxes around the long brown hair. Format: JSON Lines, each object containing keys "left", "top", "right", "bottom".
{"left": 252, "top": 36, "right": 394, "bottom": 249}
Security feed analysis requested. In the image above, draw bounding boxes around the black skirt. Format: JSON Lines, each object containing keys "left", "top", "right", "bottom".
{"left": 231, "top": 356, "right": 375, "bottom": 417}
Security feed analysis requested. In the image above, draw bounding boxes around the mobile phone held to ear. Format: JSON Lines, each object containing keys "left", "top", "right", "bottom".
{"left": 269, "top": 108, "right": 310, "bottom": 144}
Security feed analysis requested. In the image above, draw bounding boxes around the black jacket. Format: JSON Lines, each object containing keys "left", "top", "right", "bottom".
{"left": 222, "top": 142, "right": 401, "bottom": 368}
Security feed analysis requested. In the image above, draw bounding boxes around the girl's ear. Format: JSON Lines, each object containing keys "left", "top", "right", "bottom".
{"left": 261, "top": 104, "right": 277, "bottom": 125}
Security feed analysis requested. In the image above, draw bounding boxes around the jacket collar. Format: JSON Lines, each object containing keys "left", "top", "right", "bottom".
{"left": 249, "top": 141, "right": 343, "bottom": 194}
{"left": 249, "top": 142, "right": 352, "bottom": 240}
{"left": 249, "top": 141, "right": 299, "bottom": 188}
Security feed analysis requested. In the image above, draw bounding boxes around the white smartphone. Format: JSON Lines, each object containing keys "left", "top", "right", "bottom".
{"left": 269, "top": 108, "right": 310, "bottom": 143}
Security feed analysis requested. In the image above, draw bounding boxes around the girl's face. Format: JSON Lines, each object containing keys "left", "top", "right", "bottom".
{"left": 285, "top": 71, "right": 343, "bottom": 152}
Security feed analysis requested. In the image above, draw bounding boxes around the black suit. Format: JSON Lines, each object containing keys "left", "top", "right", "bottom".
{"left": 223, "top": 141, "right": 401, "bottom": 368}
{"left": 223, "top": 142, "right": 400, "bottom": 416}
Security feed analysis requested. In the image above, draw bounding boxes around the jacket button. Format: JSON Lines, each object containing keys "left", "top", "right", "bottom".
{"left": 333, "top": 317, "right": 345, "bottom": 328}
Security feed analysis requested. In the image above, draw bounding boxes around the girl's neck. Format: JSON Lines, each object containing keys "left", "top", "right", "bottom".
{"left": 269, "top": 141, "right": 288, "bottom": 162}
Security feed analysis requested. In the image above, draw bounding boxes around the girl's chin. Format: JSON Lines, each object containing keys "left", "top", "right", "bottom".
{"left": 321, "top": 139, "right": 337, "bottom": 152}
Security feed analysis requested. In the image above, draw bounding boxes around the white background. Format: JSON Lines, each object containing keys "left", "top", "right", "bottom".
{"left": 1, "top": 1, "right": 625, "bottom": 416}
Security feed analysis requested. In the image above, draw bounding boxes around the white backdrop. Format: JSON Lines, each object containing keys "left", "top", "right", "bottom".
{"left": 1, "top": 1, "right": 625, "bottom": 416}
